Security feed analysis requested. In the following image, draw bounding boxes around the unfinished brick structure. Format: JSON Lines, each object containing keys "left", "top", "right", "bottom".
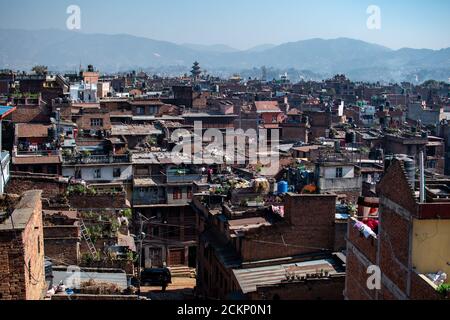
{"left": 240, "top": 194, "right": 337, "bottom": 262}
{"left": 43, "top": 210, "right": 80, "bottom": 265}
{"left": 194, "top": 193, "right": 346, "bottom": 300}
{"left": 345, "top": 159, "right": 449, "bottom": 300}
{"left": 0, "top": 191, "right": 46, "bottom": 300}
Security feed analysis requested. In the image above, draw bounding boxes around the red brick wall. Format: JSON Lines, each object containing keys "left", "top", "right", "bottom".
{"left": 334, "top": 221, "right": 347, "bottom": 252}
{"left": 241, "top": 194, "right": 336, "bottom": 262}
{"left": 281, "top": 124, "right": 309, "bottom": 142}
{"left": 6, "top": 175, "right": 68, "bottom": 200}
{"left": 378, "top": 208, "right": 410, "bottom": 294}
{"left": 44, "top": 239, "right": 80, "bottom": 266}
{"left": 347, "top": 223, "right": 377, "bottom": 264}
{"left": 0, "top": 191, "right": 46, "bottom": 300}
{"left": 75, "top": 112, "right": 111, "bottom": 131}
{"left": 10, "top": 104, "right": 51, "bottom": 123}
{"left": 44, "top": 226, "right": 79, "bottom": 238}
{"left": 410, "top": 272, "right": 446, "bottom": 300}
{"left": 345, "top": 249, "right": 376, "bottom": 300}
{"left": 253, "top": 276, "right": 345, "bottom": 300}
{"left": 68, "top": 192, "right": 128, "bottom": 209}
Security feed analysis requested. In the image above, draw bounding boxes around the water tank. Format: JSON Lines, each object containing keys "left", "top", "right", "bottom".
{"left": 346, "top": 131, "right": 356, "bottom": 144}
{"left": 269, "top": 179, "right": 278, "bottom": 194}
{"left": 384, "top": 155, "right": 394, "bottom": 171}
{"left": 278, "top": 181, "right": 288, "bottom": 194}
{"left": 402, "top": 157, "right": 416, "bottom": 188}
{"left": 385, "top": 155, "right": 415, "bottom": 187}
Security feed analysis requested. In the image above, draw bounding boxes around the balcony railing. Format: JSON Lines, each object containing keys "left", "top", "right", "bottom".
{"left": 134, "top": 172, "right": 205, "bottom": 184}
{"left": 164, "top": 172, "right": 203, "bottom": 184}
{"left": 63, "top": 154, "right": 130, "bottom": 165}
{"left": 132, "top": 196, "right": 167, "bottom": 206}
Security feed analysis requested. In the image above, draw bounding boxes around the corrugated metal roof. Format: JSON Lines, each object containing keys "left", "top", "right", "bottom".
{"left": 233, "top": 259, "right": 338, "bottom": 294}
{"left": 0, "top": 105, "right": 16, "bottom": 119}
{"left": 133, "top": 177, "right": 158, "bottom": 187}
{"left": 52, "top": 269, "right": 128, "bottom": 290}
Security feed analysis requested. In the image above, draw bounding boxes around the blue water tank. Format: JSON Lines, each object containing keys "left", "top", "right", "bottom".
{"left": 278, "top": 181, "right": 288, "bottom": 194}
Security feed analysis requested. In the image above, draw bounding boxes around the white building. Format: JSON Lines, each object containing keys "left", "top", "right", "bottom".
{"left": 70, "top": 82, "right": 98, "bottom": 103}
{"left": 0, "top": 106, "right": 16, "bottom": 194}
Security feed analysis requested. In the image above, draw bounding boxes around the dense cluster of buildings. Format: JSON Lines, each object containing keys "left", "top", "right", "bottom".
{"left": 0, "top": 64, "right": 449, "bottom": 300}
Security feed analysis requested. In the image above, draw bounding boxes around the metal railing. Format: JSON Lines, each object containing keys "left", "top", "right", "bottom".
{"left": 63, "top": 154, "right": 130, "bottom": 165}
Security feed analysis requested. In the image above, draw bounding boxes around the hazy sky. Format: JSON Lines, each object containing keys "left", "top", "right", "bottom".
{"left": 1, "top": 0, "right": 449, "bottom": 50}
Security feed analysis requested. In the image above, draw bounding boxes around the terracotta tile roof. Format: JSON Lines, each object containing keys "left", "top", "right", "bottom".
{"left": 254, "top": 101, "right": 281, "bottom": 113}
{"left": 287, "top": 108, "right": 300, "bottom": 115}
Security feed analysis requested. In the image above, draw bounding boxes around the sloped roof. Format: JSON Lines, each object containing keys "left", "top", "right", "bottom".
{"left": 0, "top": 106, "right": 16, "bottom": 119}
{"left": 254, "top": 101, "right": 281, "bottom": 113}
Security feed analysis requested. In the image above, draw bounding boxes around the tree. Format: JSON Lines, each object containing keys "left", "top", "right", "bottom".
{"left": 31, "top": 65, "right": 48, "bottom": 75}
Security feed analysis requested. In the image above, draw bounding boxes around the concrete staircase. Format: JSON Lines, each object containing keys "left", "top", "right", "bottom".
{"left": 169, "top": 265, "right": 196, "bottom": 278}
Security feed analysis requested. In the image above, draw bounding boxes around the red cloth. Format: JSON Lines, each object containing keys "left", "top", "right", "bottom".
{"left": 365, "top": 219, "right": 379, "bottom": 232}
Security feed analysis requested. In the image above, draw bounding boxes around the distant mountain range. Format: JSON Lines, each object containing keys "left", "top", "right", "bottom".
{"left": 0, "top": 29, "right": 449, "bottom": 83}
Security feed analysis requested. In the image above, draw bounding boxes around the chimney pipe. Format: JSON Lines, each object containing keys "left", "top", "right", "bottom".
{"left": 419, "top": 151, "right": 426, "bottom": 203}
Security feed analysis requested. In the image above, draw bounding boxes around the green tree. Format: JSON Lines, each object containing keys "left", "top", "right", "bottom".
{"left": 31, "top": 65, "right": 48, "bottom": 75}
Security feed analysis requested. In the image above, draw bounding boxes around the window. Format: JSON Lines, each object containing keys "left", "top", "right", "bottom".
{"left": 173, "top": 187, "right": 182, "bottom": 200}
{"left": 136, "top": 106, "right": 145, "bottom": 115}
{"left": 149, "top": 106, "right": 158, "bottom": 114}
{"left": 113, "top": 168, "right": 121, "bottom": 178}
{"left": 90, "top": 118, "right": 103, "bottom": 127}
{"left": 168, "top": 226, "right": 179, "bottom": 238}
{"left": 94, "top": 168, "right": 102, "bottom": 179}
{"left": 187, "top": 186, "right": 193, "bottom": 199}
{"left": 75, "top": 168, "right": 82, "bottom": 179}
{"left": 272, "top": 115, "right": 278, "bottom": 123}
{"left": 336, "top": 167, "right": 343, "bottom": 178}
{"left": 38, "top": 236, "right": 40, "bottom": 254}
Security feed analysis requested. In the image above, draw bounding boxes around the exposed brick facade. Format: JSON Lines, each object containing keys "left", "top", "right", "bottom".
{"left": 0, "top": 191, "right": 46, "bottom": 300}
{"left": 43, "top": 226, "right": 80, "bottom": 265}
{"left": 68, "top": 192, "right": 129, "bottom": 209}
{"left": 252, "top": 276, "right": 345, "bottom": 300}
{"left": 345, "top": 159, "right": 449, "bottom": 300}
{"left": 6, "top": 174, "right": 68, "bottom": 200}
{"left": 240, "top": 194, "right": 337, "bottom": 262}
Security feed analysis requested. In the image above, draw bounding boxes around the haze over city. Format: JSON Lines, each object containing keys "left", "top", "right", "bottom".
{"left": 1, "top": 0, "right": 450, "bottom": 50}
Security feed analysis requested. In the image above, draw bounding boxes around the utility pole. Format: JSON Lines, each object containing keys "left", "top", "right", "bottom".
{"left": 136, "top": 213, "right": 156, "bottom": 297}
{"left": 137, "top": 212, "right": 144, "bottom": 296}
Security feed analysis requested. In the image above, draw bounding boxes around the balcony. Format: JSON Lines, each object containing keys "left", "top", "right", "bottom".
{"left": 164, "top": 168, "right": 203, "bottom": 184}
{"left": 164, "top": 172, "right": 203, "bottom": 184}
{"left": 63, "top": 154, "right": 130, "bottom": 165}
{"left": 132, "top": 195, "right": 167, "bottom": 206}
{"left": 15, "top": 149, "right": 60, "bottom": 157}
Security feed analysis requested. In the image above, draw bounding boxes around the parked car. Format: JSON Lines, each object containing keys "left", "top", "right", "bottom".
{"left": 140, "top": 268, "right": 172, "bottom": 291}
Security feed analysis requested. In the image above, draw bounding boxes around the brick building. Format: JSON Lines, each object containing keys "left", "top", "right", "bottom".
{"left": 43, "top": 210, "right": 81, "bottom": 265}
{"left": 0, "top": 191, "right": 46, "bottom": 300}
{"left": 280, "top": 109, "right": 310, "bottom": 143}
{"left": 193, "top": 192, "right": 347, "bottom": 300}
{"left": 345, "top": 159, "right": 449, "bottom": 300}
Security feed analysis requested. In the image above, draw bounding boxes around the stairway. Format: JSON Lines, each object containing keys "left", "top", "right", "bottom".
{"left": 79, "top": 219, "right": 98, "bottom": 258}
{"left": 169, "top": 265, "right": 196, "bottom": 278}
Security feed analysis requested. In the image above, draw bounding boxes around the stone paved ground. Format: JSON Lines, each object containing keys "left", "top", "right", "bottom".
{"left": 140, "top": 277, "right": 196, "bottom": 300}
